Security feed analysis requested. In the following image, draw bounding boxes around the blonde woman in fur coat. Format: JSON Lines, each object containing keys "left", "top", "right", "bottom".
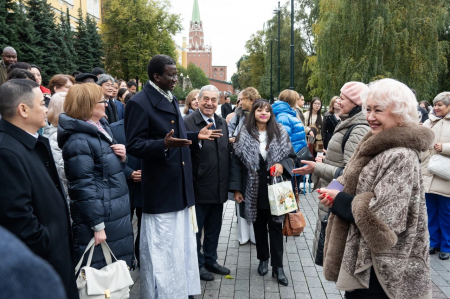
{"left": 317, "top": 79, "right": 433, "bottom": 299}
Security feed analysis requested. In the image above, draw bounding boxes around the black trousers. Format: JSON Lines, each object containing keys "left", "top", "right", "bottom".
{"left": 345, "top": 267, "right": 389, "bottom": 299}
{"left": 131, "top": 206, "right": 142, "bottom": 264}
{"left": 196, "top": 203, "right": 224, "bottom": 268}
{"left": 253, "top": 209, "right": 283, "bottom": 267}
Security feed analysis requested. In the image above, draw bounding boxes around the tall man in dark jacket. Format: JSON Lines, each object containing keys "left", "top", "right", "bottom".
{"left": 184, "top": 85, "right": 231, "bottom": 281}
{"left": 125, "top": 55, "right": 222, "bottom": 299}
{"left": 221, "top": 95, "right": 233, "bottom": 119}
{"left": 0, "top": 80, "right": 78, "bottom": 299}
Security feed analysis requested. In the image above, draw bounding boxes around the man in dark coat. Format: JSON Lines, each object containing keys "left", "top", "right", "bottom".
{"left": 110, "top": 118, "right": 143, "bottom": 265}
{"left": 0, "top": 80, "right": 78, "bottom": 299}
{"left": 125, "top": 55, "right": 222, "bottom": 298}
{"left": 221, "top": 95, "right": 233, "bottom": 119}
{"left": 184, "top": 85, "right": 231, "bottom": 281}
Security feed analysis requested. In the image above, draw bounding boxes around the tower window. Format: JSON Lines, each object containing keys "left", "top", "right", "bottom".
{"left": 220, "top": 73, "right": 223, "bottom": 77}
{"left": 214, "top": 73, "right": 216, "bottom": 77}
{"left": 200, "top": 64, "right": 202, "bottom": 67}
{"left": 206, "top": 63, "right": 208, "bottom": 66}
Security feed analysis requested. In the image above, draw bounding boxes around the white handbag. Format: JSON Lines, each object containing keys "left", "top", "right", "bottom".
{"left": 75, "top": 238, "right": 134, "bottom": 299}
{"left": 428, "top": 153, "right": 450, "bottom": 180}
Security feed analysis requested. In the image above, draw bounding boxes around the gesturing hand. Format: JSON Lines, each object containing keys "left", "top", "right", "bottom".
{"left": 292, "top": 160, "right": 316, "bottom": 175}
{"left": 199, "top": 123, "right": 223, "bottom": 140}
{"left": 164, "top": 129, "right": 192, "bottom": 149}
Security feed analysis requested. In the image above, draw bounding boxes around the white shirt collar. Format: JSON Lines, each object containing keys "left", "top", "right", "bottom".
{"left": 26, "top": 131, "right": 39, "bottom": 138}
{"left": 199, "top": 110, "right": 216, "bottom": 127}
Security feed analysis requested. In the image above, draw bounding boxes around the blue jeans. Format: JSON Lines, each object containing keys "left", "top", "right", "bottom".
{"left": 426, "top": 193, "right": 450, "bottom": 252}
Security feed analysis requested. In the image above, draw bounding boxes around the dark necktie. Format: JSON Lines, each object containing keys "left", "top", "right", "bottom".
{"left": 208, "top": 118, "right": 216, "bottom": 130}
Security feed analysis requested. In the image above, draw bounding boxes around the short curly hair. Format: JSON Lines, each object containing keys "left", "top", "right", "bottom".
{"left": 147, "top": 55, "right": 176, "bottom": 82}
{"left": 361, "top": 78, "right": 419, "bottom": 125}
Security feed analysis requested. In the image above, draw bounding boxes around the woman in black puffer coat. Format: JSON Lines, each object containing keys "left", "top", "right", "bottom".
{"left": 58, "top": 83, "right": 134, "bottom": 270}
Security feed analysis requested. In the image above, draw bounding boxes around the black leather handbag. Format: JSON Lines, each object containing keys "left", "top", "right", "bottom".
{"left": 315, "top": 213, "right": 329, "bottom": 266}
{"left": 296, "top": 146, "right": 314, "bottom": 165}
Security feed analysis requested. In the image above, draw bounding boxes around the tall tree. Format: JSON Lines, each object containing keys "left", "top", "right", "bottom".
{"left": 0, "top": 0, "right": 16, "bottom": 50}
{"left": 9, "top": 0, "right": 43, "bottom": 65}
{"left": 60, "top": 8, "right": 77, "bottom": 73}
{"left": 73, "top": 8, "right": 93, "bottom": 72}
{"left": 26, "top": 0, "right": 64, "bottom": 82}
{"left": 186, "top": 62, "right": 209, "bottom": 88}
{"left": 57, "top": 9, "right": 76, "bottom": 74}
{"left": 85, "top": 14, "right": 103, "bottom": 69}
{"left": 101, "top": 0, "right": 181, "bottom": 81}
{"left": 313, "top": 0, "right": 448, "bottom": 102}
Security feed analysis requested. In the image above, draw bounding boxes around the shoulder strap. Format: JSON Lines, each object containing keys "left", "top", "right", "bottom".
{"left": 341, "top": 124, "right": 369, "bottom": 153}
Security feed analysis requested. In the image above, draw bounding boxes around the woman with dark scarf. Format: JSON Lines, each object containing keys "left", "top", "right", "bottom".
{"left": 293, "top": 82, "right": 371, "bottom": 265}
{"left": 229, "top": 100, "right": 296, "bottom": 286}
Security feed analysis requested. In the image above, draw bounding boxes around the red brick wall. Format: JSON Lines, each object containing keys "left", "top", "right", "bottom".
{"left": 187, "top": 52, "right": 212, "bottom": 78}
{"left": 212, "top": 66, "right": 227, "bottom": 81}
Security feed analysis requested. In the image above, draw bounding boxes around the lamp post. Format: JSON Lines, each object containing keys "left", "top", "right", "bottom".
{"left": 290, "top": 0, "right": 294, "bottom": 90}
{"left": 270, "top": 40, "right": 273, "bottom": 103}
{"left": 273, "top": 2, "right": 281, "bottom": 96}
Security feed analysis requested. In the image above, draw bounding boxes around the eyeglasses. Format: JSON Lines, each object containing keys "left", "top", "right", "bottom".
{"left": 97, "top": 98, "right": 108, "bottom": 105}
{"left": 313, "top": 103, "right": 321, "bottom": 106}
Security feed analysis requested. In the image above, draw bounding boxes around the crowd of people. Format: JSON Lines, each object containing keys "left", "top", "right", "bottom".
{"left": 0, "top": 46, "right": 449, "bottom": 299}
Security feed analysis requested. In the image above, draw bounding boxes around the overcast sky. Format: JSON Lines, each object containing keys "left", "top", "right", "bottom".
{"left": 169, "top": 0, "right": 282, "bottom": 81}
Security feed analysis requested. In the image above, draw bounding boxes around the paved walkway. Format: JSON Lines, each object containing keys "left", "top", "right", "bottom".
{"left": 129, "top": 192, "right": 450, "bottom": 298}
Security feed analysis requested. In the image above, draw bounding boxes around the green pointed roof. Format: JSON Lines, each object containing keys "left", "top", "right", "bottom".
{"left": 192, "top": 0, "right": 201, "bottom": 22}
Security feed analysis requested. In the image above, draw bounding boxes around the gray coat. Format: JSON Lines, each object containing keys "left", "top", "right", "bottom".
{"left": 312, "top": 110, "right": 370, "bottom": 260}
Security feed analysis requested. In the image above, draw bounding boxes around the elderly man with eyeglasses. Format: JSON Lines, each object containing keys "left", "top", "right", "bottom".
{"left": 97, "top": 74, "right": 119, "bottom": 124}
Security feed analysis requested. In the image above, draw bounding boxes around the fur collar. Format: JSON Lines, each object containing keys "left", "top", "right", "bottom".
{"left": 341, "top": 124, "right": 434, "bottom": 195}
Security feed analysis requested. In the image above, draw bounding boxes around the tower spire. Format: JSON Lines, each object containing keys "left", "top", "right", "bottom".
{"left": 191, "top": 0, "right": 201, "bottom": 22}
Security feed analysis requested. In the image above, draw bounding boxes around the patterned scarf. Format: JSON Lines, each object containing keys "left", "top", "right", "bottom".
{"left": 233, "top": 123, "right": 291, "bottom": 223}
{"left": 149, "top": 80, "right": 174, "bottom": 102}
{"left": 85, "top": 119, "right": 112, "bottom": 142}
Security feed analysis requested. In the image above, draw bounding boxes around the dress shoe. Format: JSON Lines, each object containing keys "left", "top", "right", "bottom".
{"left": 439, "top": 252, "right": 450, "bottom": 260}
{"left": 272, "top": 267, "right": 288, "bottom": 286}
{"left": 188, "top": 296, "right": 194, "bottom": 299}
{"left": 199, "top": 266, "right": 214, "bottom": 281}
{"left": 205, "top": 263, "right": 230, "bottom": 275}
{"left": 430, "top": 247, "right": 439, "bottom": 254}
{"left": 258, "top": 260, "right": 269, "bottom": 276}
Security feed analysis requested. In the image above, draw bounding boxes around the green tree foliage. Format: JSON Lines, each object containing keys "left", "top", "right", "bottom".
{"left": 26, "top": 0, "right": 67, "bottom": 82}
{"left": 313, "top": 0, "right": 448, "bottom": 102}
{"left": 9, "top": 0, "right": 43, "bottom": 65}
{"left": 57, "top": 9, "right": 77, "bottom": 74}
{"left": 86, "top": 14, "right": 104, "bottom": 69}
{"left": 0, "top": 0, "right": 17, "bottom": 49}
{"left": 74, "top": 8, "right": 94, "bottom": 72}
{"left": 186, "top": 62, "right": 209, "bottom": 88}
{"left": 231, "top": 1, "right": 313, "bottom": 100}
{"left": 102, "top": 0, "right": 181, "bottom": 81}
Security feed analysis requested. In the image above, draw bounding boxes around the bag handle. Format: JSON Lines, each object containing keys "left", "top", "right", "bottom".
{"left": 75, "top": 238, "right": 95, "bottom": 274}
{"left": 290, "top": 158, "right": 300, "bottom": 211}
{"left": 74, "top": 238, "right": 118, "bottom": 274}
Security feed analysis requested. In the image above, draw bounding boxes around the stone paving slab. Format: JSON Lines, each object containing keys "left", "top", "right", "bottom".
{"left": 128, "top": 192, "right": 448, "bottom": 298}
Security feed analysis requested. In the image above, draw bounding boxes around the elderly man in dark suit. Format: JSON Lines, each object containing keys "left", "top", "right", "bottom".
{"left": 125, "top": 55, "right": 222, "bottom": 299}
{"left": 0, "top": 79, "right": 78, "bottom": 299}
{"left": 184, "top": 85, "right": 231, "bottom": 281}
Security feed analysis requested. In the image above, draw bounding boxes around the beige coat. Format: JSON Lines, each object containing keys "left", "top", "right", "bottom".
{"left": 421, "top": 112, "right": 450, "bottom": 197}
{"left": 312, "top": 111, "right": 370, "bottom": 259}
{"left": 323, "top": 125, "right": 434, "bottom": 299}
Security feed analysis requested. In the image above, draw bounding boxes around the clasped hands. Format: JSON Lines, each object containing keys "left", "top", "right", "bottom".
{"left": 164, "top": 123, "right": 223, "bottom": 149}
